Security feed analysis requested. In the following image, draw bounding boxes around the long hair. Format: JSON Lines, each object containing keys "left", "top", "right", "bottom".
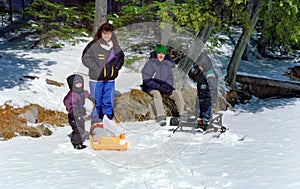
{"left": 94, "top": 23, "right": 119, "bottom": 47}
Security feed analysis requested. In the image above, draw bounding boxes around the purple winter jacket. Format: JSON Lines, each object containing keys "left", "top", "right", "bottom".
{"left": 63, "top": 90, "right": 91, "bottom": 113}
{"left": 63, "top": 74, "right": 92, "bottom": 113}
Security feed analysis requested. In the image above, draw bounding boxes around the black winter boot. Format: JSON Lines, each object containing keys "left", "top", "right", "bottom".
{"left": 73, "top": 143, "right": 87, "bottom": 150}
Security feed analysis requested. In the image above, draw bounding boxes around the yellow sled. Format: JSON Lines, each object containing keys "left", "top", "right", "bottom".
{"left": 89, "top": 133, "right": 128, "bottom": 151}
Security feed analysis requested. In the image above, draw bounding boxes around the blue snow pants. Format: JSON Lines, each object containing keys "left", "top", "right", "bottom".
{"left": 89, "top": 80, "right": 115, "bottom": 123}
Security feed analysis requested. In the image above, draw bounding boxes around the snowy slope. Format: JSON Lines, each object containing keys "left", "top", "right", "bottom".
{"left": 1, "top": 36, "right": 300, "bottom": 189}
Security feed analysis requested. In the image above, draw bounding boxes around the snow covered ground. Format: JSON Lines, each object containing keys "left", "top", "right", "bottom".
{"left": 1, "top": 29, "right": 300, "bottom": 189}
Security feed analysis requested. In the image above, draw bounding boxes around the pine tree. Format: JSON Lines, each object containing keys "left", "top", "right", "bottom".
{"left": 24, "top": 0, "right": 92, "bottom": 48}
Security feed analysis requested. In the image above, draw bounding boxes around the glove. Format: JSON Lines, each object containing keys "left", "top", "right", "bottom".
{"left": 72, "top": 106, "right": 86, "bottom": 117}
{"left": 159, "top": 83, "right": 174, "bottom": 94}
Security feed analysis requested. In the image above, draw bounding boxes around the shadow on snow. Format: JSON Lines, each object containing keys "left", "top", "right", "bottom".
{"left": 0, "top": 50, "right": 57, "bottom": 90}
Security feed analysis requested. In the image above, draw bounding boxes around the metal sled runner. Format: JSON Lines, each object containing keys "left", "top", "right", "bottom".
{"left": 171, "top": 113, "right": 227, "bottom": 134}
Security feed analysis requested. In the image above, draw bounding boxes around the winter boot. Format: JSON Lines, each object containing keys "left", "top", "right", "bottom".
{"left": 197, "top": 118, "right": 207, "bottom": 131}
{"left": 73, "top": 143, "right": 87, "bottom": 150}
{"left": 157, "top": 115, "right": 166, "bottom": 126}
{"left": 197, "top": 118, "right": 203, "bottom": 126}
{"left": 201, "top": 124, "right": 208, "bottom": 131}
{"left": 170, "top": 117, "right": 180, "bottom": 126}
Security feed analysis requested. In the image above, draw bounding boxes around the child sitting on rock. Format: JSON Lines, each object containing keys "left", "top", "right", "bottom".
{"left": 63, "top": 74, "right": 95, "bottom": 150}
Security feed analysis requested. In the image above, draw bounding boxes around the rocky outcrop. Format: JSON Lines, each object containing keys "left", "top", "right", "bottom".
{"left": 0, "top": 103, "right": 67, "bottom": 140}
{"left": 113, "top": 89, "right": 227, "bottom": 122}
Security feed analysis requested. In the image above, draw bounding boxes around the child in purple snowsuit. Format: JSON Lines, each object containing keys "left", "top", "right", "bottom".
{"left": 63, "top": 74, "right": 95, "bottom": 150}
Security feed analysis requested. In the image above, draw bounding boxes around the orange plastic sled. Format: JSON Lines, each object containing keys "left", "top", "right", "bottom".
{"left": 89, "top": 133, "right": 128, "bottom": 151}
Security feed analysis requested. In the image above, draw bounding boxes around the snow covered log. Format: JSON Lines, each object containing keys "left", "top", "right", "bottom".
{"left": 236, "top": 74, "right": 300, "bottom": 99}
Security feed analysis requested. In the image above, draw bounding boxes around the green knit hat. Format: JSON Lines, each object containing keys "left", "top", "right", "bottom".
{"left": 155, "top": 45, "right": 167, "bottom": 54}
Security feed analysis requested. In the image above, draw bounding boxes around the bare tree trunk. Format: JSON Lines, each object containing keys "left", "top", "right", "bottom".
{"left": 225, "top": 0, "right": 263, "bottom": 89}
{"left": 241, "top": 45, "right": 249, "bottom": 61}
{"left": 107, "top": 0, "right": 112, "bottom": 13}
{"left": 8, "top": 0, "right": 13, "bottom": 33}
{"left": 196, "top": 0, "right": 224, "bottom": 44}
{"left": 1, "top": 0, "right": 4, "bottom": 26}
{"left": 196, "top": 22, "right": 215, "bottom": 44}
{"left": 257, "top": 21, "right": 267, "bottom": 58}
{"left": 22, "top": 0, "right": 25, "bottom": 20}
{"left": 93, "top": 0, "right": 107, "bottom": 36}
{"left": 160, "top": 0, "right": 174, "bottom": 45}
{"left": 145, "top": 0, "right": 153, "bottom": 5}
{"left": 178, "top": 0, "right": 223, "bottom": 75}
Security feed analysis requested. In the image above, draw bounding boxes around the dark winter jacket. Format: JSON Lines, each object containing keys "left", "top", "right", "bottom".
{"left": 197, "top": 71, "right": 212, "bottom": 102}
{"left": 141, "top": 56, "right": 175, "bottom": 95}
{"left": 81, "top": 40, "right": 124, "bottom": 81}
{"left": 189, "top": 53, "right": 218, "bottom": 103}
{"left": 196, "top": 53, "right": 218, "bottom": 103}
{"left": 63, "top": 74, "right": 93, "bottom": 116}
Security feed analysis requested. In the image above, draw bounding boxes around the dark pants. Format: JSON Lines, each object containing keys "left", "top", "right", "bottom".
{"left": 198, "top": 98, "right": 212, "bottom": 125}
{"left": 68, "top": 113, "right": 85, "bottom": 145}
{"left": 196, "top": 72, "right": 212, "bottom": 125}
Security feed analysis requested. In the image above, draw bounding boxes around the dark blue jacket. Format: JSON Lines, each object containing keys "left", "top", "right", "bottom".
{"left": 197, "top": 71, "right": 212, "bottom": 101}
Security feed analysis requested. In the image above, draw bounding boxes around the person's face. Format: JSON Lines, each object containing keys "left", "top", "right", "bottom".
{"left": 75, "top": 82, "right": 82, "bottom": 88}
{"left": 101, "top": 31, "right": 112, "bottom": 42}
{"left": 157, "top": 52, "right": 165, "bottom": 62}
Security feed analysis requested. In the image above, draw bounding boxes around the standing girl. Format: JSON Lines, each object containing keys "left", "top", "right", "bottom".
{"left": 82, "top": 23, "right": 124, "bottom": 125}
